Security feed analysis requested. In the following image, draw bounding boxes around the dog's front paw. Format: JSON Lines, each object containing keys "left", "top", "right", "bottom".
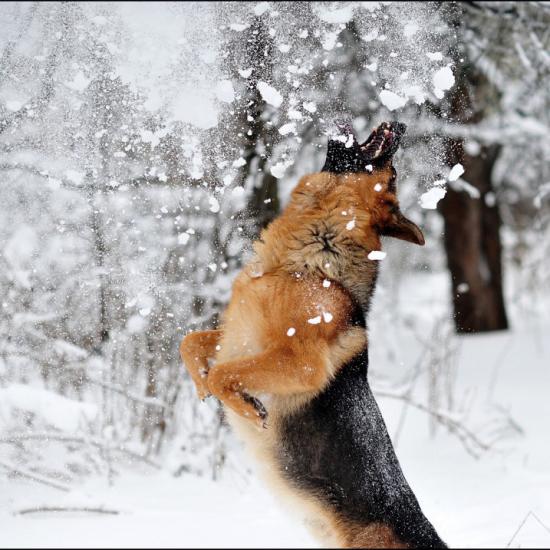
{"left": 242, "top": 392, "right": 268, "bottom": 430}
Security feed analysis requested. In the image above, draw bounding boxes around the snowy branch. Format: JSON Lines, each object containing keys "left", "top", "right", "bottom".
{"left": 0, "top": 433, "right": 162, "bottom": 469}
{"left": 0, "top": 460, "right": 71, "bottom": 492}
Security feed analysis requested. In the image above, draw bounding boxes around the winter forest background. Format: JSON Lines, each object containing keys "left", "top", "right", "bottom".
{"left": 1, "top": 2, "right": 549, "bottom": 548}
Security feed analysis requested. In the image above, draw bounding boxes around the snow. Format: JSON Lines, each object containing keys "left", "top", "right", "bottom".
{"left": 238, "top": 68, "right": 253, "bottom": 78}
{"left": 171, "top": 90, "right": 218, "bottom": 129}
{"left": 315, "top": 4, "right": 355, "bottom": 24}
{"left": 5, "top": 100, "right": 23, "bottom": 111}
{"left": 278, "top": 123, "right": 296, "bottom": 136}
{"left": 1, "top": 3, "right": 549, "bottom": 548}
{"left": 403, "top": 23, "right": 419, "bottom": 38}
{"left": 270, "top": 161, "right": 292, "bottom": 178}
{"left": 253, "top": 2, "right": 270, "bottom": 16}
{"left": 367, "top": 250, "right": 386, "bottom": 260}
{"left": 433, "top": 65, "right": 455, "bottom": 98}
{"left": 419, "top": 187, "right": 447, "bottom": 209}
{"left": 0, "top": 384, "right": 98, "bottom": 432}
{"left": 345, "top": 219, "right": 356, "bottom": 230}
{"left": 448, "top": 163, "right": 465, "bottom": 181}
{"left": 286, "top": 327, "right": 296, "bottom": 337}
{"left": 64, "top": 71, "right": 91, "bottom": 92}
{"left": 307, "top": 315, "right": 321, "bottom": 325}
{"left": 2, "top": 310, "right": 549, "bottom": 548}
{"left": 65, "top": 170, "right": 85, "bottom": 186}
{"left": 379, "top": 89, "right": 408, "bottom": 111}
{"left": 450, "top": 178, "right": 480, "bottom": 199}
{"left": 215, "top": 80, "right": 235, "bottom": 103}
{"left": 208, "top": 196, "right": 220, "bottom": 213}
{"left": 257, "top": 81, "right": 283, "bottom": 108}
{"left": 229, "top": 23, "right": 250, "bottom": 32}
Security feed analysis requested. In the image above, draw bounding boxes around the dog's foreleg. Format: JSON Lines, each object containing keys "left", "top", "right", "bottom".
{"left": 207, "top": 346, "right": 328, "bottom": 429}
{"left": 180, "top": 330, "right": 222, "bottom": 400}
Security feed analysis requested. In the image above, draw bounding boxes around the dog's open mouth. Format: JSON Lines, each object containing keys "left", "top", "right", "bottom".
{"left": 322, "top": 120, "right": 407, "bottom": 173}
{"left": 360, "top": 121, "right": 406, "bottom": 163}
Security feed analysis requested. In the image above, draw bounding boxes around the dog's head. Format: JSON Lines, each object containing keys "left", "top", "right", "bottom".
{"left": 254, "top": 121, "right": 423, "bottom": 293}
{"left": 285, "top": 121, "right": 424, "bottom": 251}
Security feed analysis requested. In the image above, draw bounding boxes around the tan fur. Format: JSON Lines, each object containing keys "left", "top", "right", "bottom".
{"left": 179, "top": 165, "right": 423, "bottom": 548}
{"left": 336, "top": 520, "right": 408, "bottom": 548}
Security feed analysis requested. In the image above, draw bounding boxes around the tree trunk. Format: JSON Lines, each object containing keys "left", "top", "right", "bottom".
{"left": 439, "top": 143, "right": 508, "bottom": 332}
{"left": 439, "top": 67, "right": 508, "bottom": 333}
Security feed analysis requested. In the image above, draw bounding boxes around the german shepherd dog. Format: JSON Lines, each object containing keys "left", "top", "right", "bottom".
{"left": 180, "top": 122, "right": 447, "bottom": 548}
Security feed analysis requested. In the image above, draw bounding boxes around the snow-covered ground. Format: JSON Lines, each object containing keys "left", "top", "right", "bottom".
{"left": 2, "top": 312, "right": 549, "bottom": 548}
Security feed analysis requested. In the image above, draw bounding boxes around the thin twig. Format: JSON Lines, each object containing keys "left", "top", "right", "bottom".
{"left": 15, "top": 506, "right": 120, "bottom": 516}
{"left": 0, "top": 460, "right": 70, "bottom": 492}
{"left": 374, "top": 387, "right": 492, "bottom": 458}
{"left": 506, "top": 510, "right": 550, "bottom": 548}
{"left": 0, "top": 433, "right": 161, "bottom": 469}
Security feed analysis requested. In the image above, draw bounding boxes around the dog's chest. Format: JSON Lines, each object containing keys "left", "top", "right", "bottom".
{"left": 215, "top": 281, "right": 267, "bottom": 364}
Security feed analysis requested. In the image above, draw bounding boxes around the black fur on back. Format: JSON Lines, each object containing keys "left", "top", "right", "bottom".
{"left": 277, "top": 311, "right": 447, "bottom": 548}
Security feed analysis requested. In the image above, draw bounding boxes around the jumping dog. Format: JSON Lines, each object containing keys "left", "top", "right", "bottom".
{"left": 180, "top": 121, "right": 447, "bottom": 548}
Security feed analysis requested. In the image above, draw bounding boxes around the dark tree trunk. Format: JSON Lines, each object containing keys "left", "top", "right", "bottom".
{"left": 439, "top": 143, "right": 508, "bottom": 332}
{"left": 224, "top": 16, "right": 280, "bottom": 238}
{"left": 439, "top": 67, "right": 508, "bottom": 333}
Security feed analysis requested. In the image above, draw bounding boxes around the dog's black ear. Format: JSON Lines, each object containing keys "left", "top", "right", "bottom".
{"left": 380, "top": 210, "right": 425, "bottom": 246}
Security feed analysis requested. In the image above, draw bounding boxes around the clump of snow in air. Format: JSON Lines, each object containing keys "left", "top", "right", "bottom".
{"left": 450, "top": 178, "right": 480, "bottom": 199}
{"left": 253, "top": 2, "right": 270, "bottom": 16}
{"left": 307, "top": 315, "right": 322, "bottom": 325}
{"left": 238, "top": 68, "right": 253, "bottom": 78}
{"left": 426, "top": 52, "right": 443, "bottom": 61}
{"left": 230, "top": 22, "right": 249, "bottom": 32}
{"left": 379, "top": 90, "right": 408, "bottom": 111}
{"left": 433, "top": 65, "right": 455, "bottom": 99}
{"left": 368, "top": 250, "right": 387, "bottom": 260}
{"left": 448, "top": 163, "right": 465, "bottom": 181}
{"left": 374, "top": 183, "right": 383, "bottom": 192}
{"left": 279, "top": 123, "right": 296, "bottom": 136}
{"left": 271, "top": 160, "right": 292, "bottom": 178}
{"left": 5, "top": 100, "right": 23, "bottom": 111}
{"left": 403, "top": 22, "right": 419, "bottom": 38}
{"left": 257, "top": 81, "right": 283, "bottom": 108}
{"left": 322, "top": 279, "right": 331, "bottom": 288}
{"left": 346, "top": 219, "right": 356, "bottom": 230}
{"left": 315, "top": 4, "right": 355, "bottom": 25}
{"left": 322, "top": 312, "right": 333, "bottom": 323}
{"left": 208, "top": 196, "right": 220, "bottom": 213}
{"left": 286, "top": 327, "right": 296, "bottom": 336}
{"left": 420, "top": 187, "right": 447, "bottom": 209}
